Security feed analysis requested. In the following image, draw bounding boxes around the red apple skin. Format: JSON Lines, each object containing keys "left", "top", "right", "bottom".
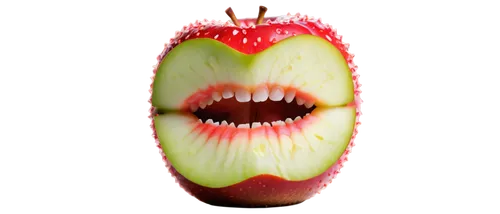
{"left": 166, "top": 17, "right": 349, "bottom": 59}
{"left": 160, "top": 145, "right": 354, "bottom": 207}
{"left": 149, "top": 13, "right": 362, "bottom": 207}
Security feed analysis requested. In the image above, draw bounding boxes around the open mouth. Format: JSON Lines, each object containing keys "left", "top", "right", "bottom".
{"left": 151, "top": 35, "right": 357, "bottom": 188}
{"left": 186, "top": 85, "right": 316, "bottom": 128}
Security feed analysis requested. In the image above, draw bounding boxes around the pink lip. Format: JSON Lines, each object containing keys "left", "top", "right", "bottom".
{"left": 181, "top": 83, "right": 318, "bottom": 111}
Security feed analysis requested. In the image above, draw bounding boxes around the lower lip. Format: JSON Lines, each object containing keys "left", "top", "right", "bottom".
{"left": 164, "top": 150, "right": 347, "bottom": 207}
{"left": 186, "top": 112, "right": 318, "bottom": 141}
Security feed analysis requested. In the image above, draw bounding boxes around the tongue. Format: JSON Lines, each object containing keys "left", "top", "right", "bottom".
{"left": 254, "top": 112, "right": 283, "bottom": 124}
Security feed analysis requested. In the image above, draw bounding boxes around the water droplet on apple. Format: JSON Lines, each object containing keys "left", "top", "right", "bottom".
{"left": 275, "top": 28, "right": 282, "bottom": 34}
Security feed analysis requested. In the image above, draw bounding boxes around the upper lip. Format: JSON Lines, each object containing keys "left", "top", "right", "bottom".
{"left": 182, "top": 84, "right": 317, "bottom": 112}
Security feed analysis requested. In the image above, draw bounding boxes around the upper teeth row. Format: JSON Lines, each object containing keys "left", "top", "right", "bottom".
{"left": 199, "top": 114, "right": 310, "bottom": 128}
{"left": 190, "top": 86, "right": 315, "bottom": 111}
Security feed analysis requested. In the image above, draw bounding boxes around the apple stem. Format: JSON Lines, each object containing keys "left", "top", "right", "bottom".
{"left": 256, "top": 6, "right": 268, "bottom": 24}
{"left": 225, "top": 7, "right": 241, "bottom": 27}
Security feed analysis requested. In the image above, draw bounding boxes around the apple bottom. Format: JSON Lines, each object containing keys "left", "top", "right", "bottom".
{"left": 167, "top": 158, "right": 344, "bottom": 207}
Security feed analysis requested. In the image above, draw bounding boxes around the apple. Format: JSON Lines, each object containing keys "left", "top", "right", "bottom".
{"left": 149, "top": 6, "right": 362, "bottom": 207}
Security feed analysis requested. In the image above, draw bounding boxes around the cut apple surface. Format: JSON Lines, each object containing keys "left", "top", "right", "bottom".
{"left": 152, "top": 34, "right": 354, "bottom": 110}
{"left": 152, "top": 34, "right": 357, "bottom": 188}
{"left": 154, "top": 106, "right": 355, "bottom": 188}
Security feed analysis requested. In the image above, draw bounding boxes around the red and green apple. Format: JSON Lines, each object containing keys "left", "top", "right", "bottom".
{"left": 149, "top": 6, "right": 362, "bottom": 207}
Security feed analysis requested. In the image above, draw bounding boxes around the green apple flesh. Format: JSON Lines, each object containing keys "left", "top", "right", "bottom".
{"left": 154, "top": 107, "right": 355, "bottom": 188}
{"left": 152, "top": 35, "right": 354, "bottom": 110}
{"left": 152, "top": 35, "right": 356, "bottom": 188}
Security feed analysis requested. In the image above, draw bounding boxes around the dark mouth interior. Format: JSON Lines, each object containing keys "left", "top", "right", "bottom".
{"left": 192, "top": 97, "right": 316, "bottom": 125}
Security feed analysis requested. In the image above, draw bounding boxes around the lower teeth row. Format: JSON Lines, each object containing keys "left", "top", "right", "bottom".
{"left": 198, "top": 114, "right": 310, "bottom": 128}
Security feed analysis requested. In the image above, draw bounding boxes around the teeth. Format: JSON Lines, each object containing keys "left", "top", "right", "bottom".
{"left": 198, "top": 119, "right": 203, "bottom": 123}
{"left": 252, "top": 122, "right": 262, "bottom": 128}
{"left": 269, "top": 86, "right": 285, "bottom": 101}
{"left": 190, "top": 104, "right": 198, "bottom": 112}
{"left": 252, "top": 87, "right": 269, "bottom": 102}
{"left": 221, "top": 120, "right": 228, "bottom": 126}
{"left": 285, "top": 118, "right": 294, "bottom": 124}
{"left": 197, "top": 85, "right": 314, "bottom": 112}
{"left": 237, "top": 123, "right": 250, "bottom": 128}
{"left": 296, "top": 97, "right": 306, "bottom": 105}
{"left": 205, "top": 97, "right": 214, "bottom": 106}
{"left": 235, "top": 88, "right": 251, "bottom": 102}
{"left": 212, "top": 91, "right": 222, "bottom": 102}
{"left": 271, "top": 120, "right": 286, "bottom": 126}
{"left": 294, "top": 116, "right": 302, "bottom": 121}
{"left": 199, "top": 97, "right": 214, "bottom": 109}
{"left": 229, "top": 122, "right": 236, "bottom": 128}
{"left": 199, "top": 101, "right": 207, "bottom": 109}
{"left": 304, "top": 100, "right": 314, "bottom": 108}
{"left": 263, "top": 122, "right": 271, "bottom": 127}
{"left": 222, "top": 87, "right": 234, "bottom": 99}
{"left": 200, "top": 119, "right": 219, "bottom": 126}
{"left": 284, "top": 90, "right": 296, "bottom": 103}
